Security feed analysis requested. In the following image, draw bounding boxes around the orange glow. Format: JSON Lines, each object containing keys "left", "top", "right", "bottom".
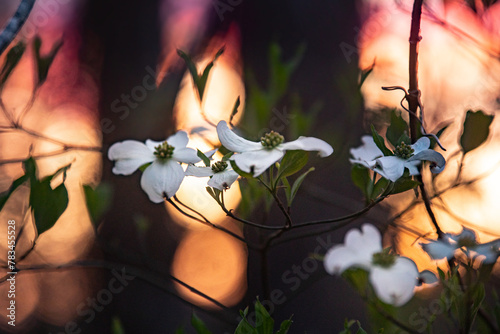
{"left": 358, "top": 0, "right": 500, "bottom": 272}
{"left": 164, "top": 25, "right": 248, "bottom": 307}
{"left": 0, "top": 2, "right": 101, "bottom": 330}
{"left": 171, "top": 227, "right": 247, "bottom": 308}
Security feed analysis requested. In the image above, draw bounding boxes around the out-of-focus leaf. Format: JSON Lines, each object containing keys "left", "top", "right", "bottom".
{"left": 371, "top": 177, "right": 390, "bottom": 200}
{"left": 0, "top": 174, "right": 29, "bottom": 211}
{"left": 191, "top": 313, "right": 212, "bottom": 334}
{"left": 391, "top": 177, "right": 420, "bottom": 195}
{"left": 33, "top": 36, "right": 62, "bottom": 85}
{"left": 111, "top": 316, "right": 125, "bottom": 334}
{"left": 230, "top": 160, "right": 254, "bottom": 178}
{"left": 370, "top": 125, "right": 392, "bottom": 156}
{"left": 138, "top": 162, "right": 152, "bottom": 172}
{"left": 386, "top": 109, "right": 409, "bottom": 148}
{"left": 0, "top": 41, "right": 26, "bottom": 89}
{"left": 198, "top": 47, "right": 224, "bottom": 101}
{"left": 460, "top": 110, "right": 494, "bottom": 154}
{"left": 351, "top": 165, "right": 370, "bottom": 198}
{"left": 229, "top": 96, "right": 241, "bottom": 125}
{"left": 83, "top": 183, "right": 112, "bottom": 228}
{"left": 359, "top": 62, "right": 375, "bottom": 88}
{"left": 276, "top": 317, "right": 293, "bottom": 334}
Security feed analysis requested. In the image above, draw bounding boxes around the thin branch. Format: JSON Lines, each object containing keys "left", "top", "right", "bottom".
{"left": 0, "top": 0, "right": 36, "bottom": 55}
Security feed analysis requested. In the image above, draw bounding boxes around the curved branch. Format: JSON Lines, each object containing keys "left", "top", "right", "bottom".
{"left": 0, "top": 0, "right": 36, "bottom": 55}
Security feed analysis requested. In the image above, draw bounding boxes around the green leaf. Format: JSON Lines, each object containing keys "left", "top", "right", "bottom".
{"left": 254, "top": 299, "right": 274, "bottom": 334}
{"left": 25, "top": 158, "right": 70, "bottom": 236}
{"left": 386, "top": 109, "right": 409, "bottom": 148}
{"left": 230, "top": 160, "right": 254, "bottom": 178}
{"left": 287, "top": 167, "right": 315, "bottom": 206}
{"left": 276, "top": 317, "right": 293, "bottom": 334}
{"left": 229, "top": 96, "right": 241, "bottom": 125}
{"left": 0, "top": 41, "right": 26, "bottom": 89}
{"left": 359, "top": 62, "right": 375, "bottom": 88}
{"left": 370, "top": 125, "right": 392, "bottom": 156}
{"left": 111, "top": 316, "right": 125, "bottom": 334}
{"left": 391, "top": 177, "right": 420, "bottom": 195}
{"left": 371, "top": 177, "right": 390, "bottom": 200}
{"left": 177, "top": 49, "right": 200, "bottom": 93}
{"left": 83, "top": 183, "right": 113, "bottom": 228}
{"left": 191, "top": 313, "right": 212, "bottom": 334}
{"left": 0, "top": 174, "right": 29, "bottom": 211}
{"left": 33, "top": 36, "right": 63, "bottom": 85}
{"left": 460, "top": 110, "right": 494, "bottom": 154}
{"left": 198, "top": 47, "right": 224, "bottom": 101}
{"left": 138, "top": 162, "right": 152, "bottom": 172}
{"left": 351, "top": 165, "right": 370, "bottom": 198}
{"left": 197, "top": 149, "right": 211, "bottom": 167}
{"left": 276, "top": 150, "right": 309, "bottom": 181}
{"left": 222, "top": 152, "right": 234, "bottom": 161}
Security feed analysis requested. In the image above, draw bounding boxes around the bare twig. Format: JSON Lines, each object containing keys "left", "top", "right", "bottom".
{"left": 0, "top": 0, "right": 36, "bottom": 55}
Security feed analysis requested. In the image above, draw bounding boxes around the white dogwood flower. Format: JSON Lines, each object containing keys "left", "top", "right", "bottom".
{"left": 108, "top": 131, "right": 200, "bottom": 202}
{"left": 324, "top": 224, "right": 419, "bottom": 306}
{"left": 421, "top": 226, "right": 500, "bottom": 264}
{"left": 216, "top": 121, "right": 333, "bottom": 176}
{"left": 350, "top": 136, "right": 445, "bottom": 182}
{"left": 185, "top": 160, "right": 240, "bottom": 191}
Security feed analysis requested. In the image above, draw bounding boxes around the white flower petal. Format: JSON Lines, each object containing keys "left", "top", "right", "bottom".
{"left": 324, "top": 245, "right": 371, "bottom": 275}
{"left": 167, "top": 130, "right": 189, "bottom": 148}
{"left": 280, "top": 137, "right": 333, "bottom": 157}
{"left": 216, "top": 121, "right": 262, "bottom": 152}
{"left": 208, "top": 169, "right": 239, "bottom": 190}
{"left": 473, "top": 242, "right": 499, "bottom": 264}
{"left": 409, "top": 149, "right": 446, "bottom": 174}
{"left": 421, "top": 240, "right": 456, "bottom": 260}
{"left": 140, "top": 160, "right": 185, "bottom": 202}
{"left": 232, "top": 149, "right": 284, "bottom": 176}
{"left": 349, "top": 136, "right": 383, "bottom": 168}
{"left": 375, "top": 156, "right": 406, "bottom": 182}
{"left": 370, "top": 257, "right": 418, "bottom": 306}
{"left": 108, "top": 140, "right": 155, "bottom": 175}
{"left": 345, "top": 224, "right": 382, "bottom": 256}
{"left": 404, "top": 160, "right": 421, "bottom": 176}
{"left": 185, "top": 165, "right": 214, "bottom": 177}
{"left": 418, "top": 270, "right": 438, "bottom": 285}
{"left": 411, "top": 137, "right": 431, "bottom": 154}
{"left": 172, "top": 147, "right": 201, "bottom": 164}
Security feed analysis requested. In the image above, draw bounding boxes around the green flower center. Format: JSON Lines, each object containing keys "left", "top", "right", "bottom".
{"left": 154, "top": 142, "right": 175, "bottom": 160}
{"left": 394, "top": 142, "right": 414, "bottom": 159}
{"left": 260, "top": 131, "right": 284, "bottom": 149}
{"left": 372, "top": 248, "right": 396, "bottom": 268}
{"left": 211, "top": 161, "right": 228, "bottom": 173}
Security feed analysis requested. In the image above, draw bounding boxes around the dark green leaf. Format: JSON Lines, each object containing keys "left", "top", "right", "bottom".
{"left": 371, "top": 177, "right": 390, "bottom": 200}
{"left": 0, "top": 174, "right": 29, "bottom": 211}
{"left": 222, "top": 151, "right": 234, "bottom": 161}
{"left": 229, "top": 96, "right": 241, "bottom": 125}
{"left": 386, "top": 109, "right": 409, "bottom": 148}
{"left": 138, "top": 162, "right": 152, "bottom": 172}
{"left": 197, "top": 149, "right": 211, "bottom": 167}
{"left": 198, "top": 47, "right": 224, "bottom": 101}
{"left": 230, "top": 160, "right": 255, "bottom": 178}
{"left": 287, "top": 167, "right": 314, "bottom": 206}
{"left": 254, "top": 299, "right": 274, "bottom": 334}
{"left": 33, "top": 36, "right": 63, "bottom": 85}
{"left": 191, "top": 313, "right": 212, "bottom": 334}
{"left": 111, "top": 316, "right": 125, "bottom": 334}
{"left": 370, "top": 125, "right": 392, "bottom": 156}
{"left": 391, "top": 177, "right": 420, "bottom": 195}
{"left": 351, "top": 165, "right": 370, "bottom": 198}
{"left": 177, "top": 49, "right": 200, "bottom": 94}
{"left": 460, "top": 110, "right": 494, "bottom": 154}
{"left": 83, "top": 183, "right": 112, "bottom": 228}
{"left": 359, "top": 62, "right": 375, "bottom": 88}
{"left": 0, "top": 41, "right": 26, "bottom": 89}
{"left": 276, "top": 317, "right": 293, "bottom": 334}
{"left": 276, "top": 150, "right": 308, "bottom": 181}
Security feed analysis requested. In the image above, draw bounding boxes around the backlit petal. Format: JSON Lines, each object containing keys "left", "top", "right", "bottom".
{"left": 140, "top": 160, "right": 185, "bottom": 202}
{"left": 172, "top": 147, "right": 201, "bottom": 164}
{"left": 280, "top": 137, "right": 333, "bottom": 157}
{"left": 108, "top": 140, "right": 155, "bottom": 175}
{"left": 185, "top": 165, "right": 214, "bottom": 177}
{"left": 409, "top": 149, "right": 446, "bottom": 174}
{"left": 216, "top": 121, "right": 262, "bottom": 152}
{"left": 208, "top": 169, "right": 240, "bottom": 190}
{"left": 411, "top": 137, "right": 431, "bottom": 154}
{"left": 167, "top": 130, "right": 189, "bottom": 148}
{"left": 375, "top": 156, "right": 405, "bottom": 182}
{"left": 232, "top": 149, "right": 284, "bottom": 176}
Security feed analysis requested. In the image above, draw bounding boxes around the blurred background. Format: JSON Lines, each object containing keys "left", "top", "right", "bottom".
{"left": 0, "top": 0, "right": 500, "bottom": 333}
